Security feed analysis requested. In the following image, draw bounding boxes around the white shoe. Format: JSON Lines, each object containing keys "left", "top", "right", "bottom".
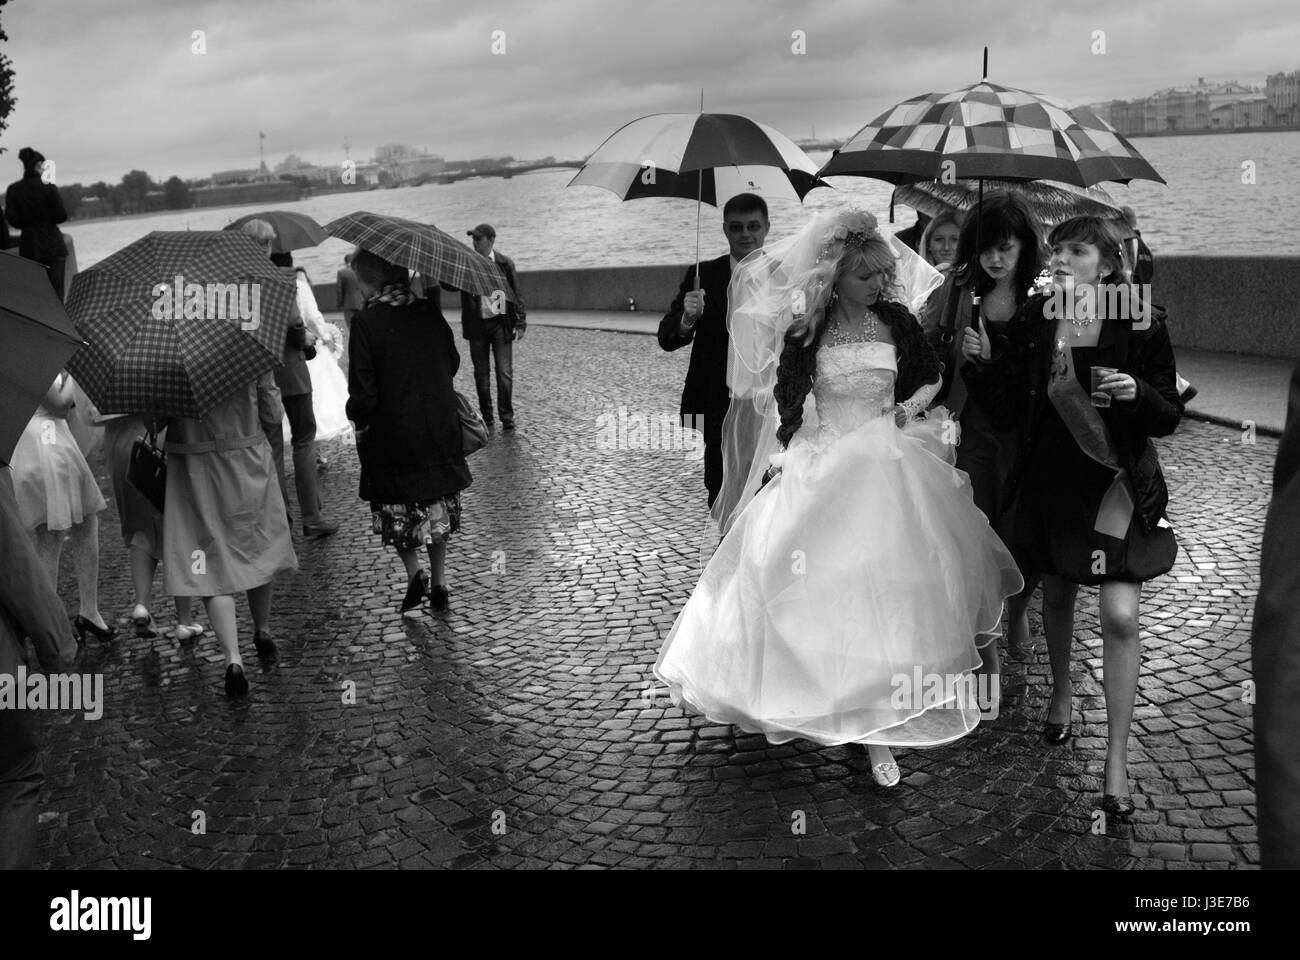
{"left": 872, "top": 761, "right": 901, "bottom": 788}
{"left": 174, "top": 624, "right": 205, "bottom": 642}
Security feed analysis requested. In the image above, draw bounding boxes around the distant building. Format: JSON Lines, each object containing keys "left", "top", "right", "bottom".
{"left": 1092, "top": 77, "right": 1284, "bottom": 134}
{"left": 191, "top": 179, "right": 302, "bottom": 208}
{"left": 211, "top": 168, "right": 258, "bottom": 185}
{"left": 1266, "top": 70, "right": 1300, "bottom": 126}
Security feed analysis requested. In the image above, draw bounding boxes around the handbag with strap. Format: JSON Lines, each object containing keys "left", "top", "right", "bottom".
{"left": 457, "top": 392, "right": 488, "bottom": 455}
{"left": 127, "top": 420, "right": 167, "bottom": 514}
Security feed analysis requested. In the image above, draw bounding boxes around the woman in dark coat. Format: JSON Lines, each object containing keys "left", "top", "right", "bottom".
{"left": 4, "top": 148, "right": 69, "bottom": 299}
{"left": 963, "top": 216, "right": 1183, "bottom": 820}
{"left": 346, "top": 249, "right": 471, "bottom": 614}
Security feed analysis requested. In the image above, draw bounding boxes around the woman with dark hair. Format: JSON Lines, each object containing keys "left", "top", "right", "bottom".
{"left": 346, "top": 248, "right": 470, "bottom": 614}
{"left": 4, "top": 148, "right": 69, "bottom": 299}
{"left": 922, "top": 193, "right": 1046, "bottom": 665}
{"left": 963, "top": 215, "right": 1182, "bottom": 818}
{"left": 655, "top": 206, "right": 1023, "bottom": 787}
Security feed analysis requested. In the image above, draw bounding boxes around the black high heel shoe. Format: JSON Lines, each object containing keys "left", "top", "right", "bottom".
{"left": 401, "top": 569, "right": 430, "bottom": 613}
{"left": 1102, "top": 794, "right": 1135, "bottom": 819}
{"left": 253, "top": 630, "right": 278, "bottom": 661}
{"left": 73, "top": 615, "right": 118, "bottom": 643}
{"left": 1043, "top": 706, "right": 1073, "bottom": 745}
{"left": 225, "top": 663, "right": 249, "bottom": 699}
{"left": 429, "top": 583, "right": 450, "bottom": 613}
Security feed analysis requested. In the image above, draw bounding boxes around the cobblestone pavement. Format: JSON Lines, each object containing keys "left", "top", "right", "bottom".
{"left": 32, "top": 325, "right": 1265, "bottom": 869}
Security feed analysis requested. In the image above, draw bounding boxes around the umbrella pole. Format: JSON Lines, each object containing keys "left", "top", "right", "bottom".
{"left": 972, "top": 177, "right": 983, "bottom": 337}
{"left": 695, "top": 89, "right": 704, "bottom": 292}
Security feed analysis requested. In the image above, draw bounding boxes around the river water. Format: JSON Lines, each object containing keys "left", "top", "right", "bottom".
{"left": 59, "top": 131, "right": 1300, "bottom": 285}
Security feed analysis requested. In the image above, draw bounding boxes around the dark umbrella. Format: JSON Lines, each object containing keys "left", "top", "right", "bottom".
{"left": 224, "top": 210, "right": 328, "bottom": 253}
{"left": 893, "top": 179, "right": 1131, "bottom": 233}
{"left": 820, "top": 48, "right": 1164, "bottom": 333}
{"left": 0, "top": 250, "right": 85, "bottom": 462}
{"left": 323, "top": 211, "right": 516, "bottom": 302}
{"left": 65, "top": 231, "right": 298, "bottom": 418}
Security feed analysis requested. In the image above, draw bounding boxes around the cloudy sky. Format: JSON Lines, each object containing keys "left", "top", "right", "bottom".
{"left": 3, "top": 0, "right": 1297, "bottom": 186}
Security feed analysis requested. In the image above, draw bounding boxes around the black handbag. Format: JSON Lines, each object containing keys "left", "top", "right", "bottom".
{"left": 928, "top": 278, "right": 962, "bottom": 405}
{"left": 127, "top": 422, "right": 167, "bottom": 514}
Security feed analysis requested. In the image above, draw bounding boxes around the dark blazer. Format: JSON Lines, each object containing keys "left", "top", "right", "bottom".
{"left": 963, "top": 293, "right": 1183, "bottom": 531}
{"left": 4, "top": 172, "right": 68, "bottom": 263}
{"left": 1252, "top": 362, "right": 1300, "bottom": 868}
{"left": 658, "top": 254, "right": 732, "bottom": 441}
{"left": 347, "top": 298, "right": 472, "bottom": 504}
{"left": 459, "top": 250, "right": 525, "bottom": 340}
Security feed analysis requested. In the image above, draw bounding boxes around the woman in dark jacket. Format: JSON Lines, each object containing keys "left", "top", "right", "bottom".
{"left": 921, "top": 195, "right": 1046, "bottom": 664}
{"left": 4, "top": 148, "right": 69, "bottom": 299}
{"left": 346, "top": 248, "right": 471, "bottom": 614}
{"left": 962, "top": 216, "right": 1183, "bottom": 820}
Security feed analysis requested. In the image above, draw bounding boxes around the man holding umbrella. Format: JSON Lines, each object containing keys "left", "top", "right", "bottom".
{"left": 658, "top": 192, "right": 770, "bottom": 508}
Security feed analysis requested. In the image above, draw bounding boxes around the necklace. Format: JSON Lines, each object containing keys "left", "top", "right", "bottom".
{"left": 827, "top": 295, "right": 878, "bottom": 345}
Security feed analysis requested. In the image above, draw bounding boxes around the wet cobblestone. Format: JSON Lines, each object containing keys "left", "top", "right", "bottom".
{"left": 32, "top": 325, "right": 1265, "bottom": 869}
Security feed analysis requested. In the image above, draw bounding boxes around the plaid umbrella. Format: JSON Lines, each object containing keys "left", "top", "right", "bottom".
{"left": 224, "top": 210, "right": 328, "bottom": 253}
{"left": 65, "top": 231, "right": 298, "bottom": 418}
{"left": 893, "top": 179, "right": 1131, "bottom": 232}
{"left": 324, "top": 211, "right": 515, "bottom": 302}
{"left": 0, "top": 250, "right": 85, "bottom": 462}
{"left": 820, "top": 80, "right": 1164, "bottom": 187}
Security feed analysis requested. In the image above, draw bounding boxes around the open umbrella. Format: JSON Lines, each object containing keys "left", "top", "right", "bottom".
{"left": 820, "top": 48, "right": 1163, "bottom": 330}
{"left": 0, "top": 250, "right": 85, "bottom": 462}
{"left": 893, "top": 179, "right": 1130, "bottom": 233}
{"left": 224, "top": 210, "right": 328, "bottom": 253}
{"left": 65, "top": 231, "right": 298, "bottom": 418}
{"left": 569, "top": 108, "right": 830, "bottom": 289}
{"left": 323, "top": 211, "right": 515, "bottom": 303}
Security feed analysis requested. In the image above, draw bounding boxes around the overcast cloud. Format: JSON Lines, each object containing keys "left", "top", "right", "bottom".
{"left": 3, "top": 0, "right": 1297, "bottom": 185}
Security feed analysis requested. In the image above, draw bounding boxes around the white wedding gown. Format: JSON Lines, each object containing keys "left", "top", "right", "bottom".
{"left": 284, "top": 322, "right": 352, "bottom": 443}
{"left": 655, "top": 340, "right": 1024, "bottom": 747}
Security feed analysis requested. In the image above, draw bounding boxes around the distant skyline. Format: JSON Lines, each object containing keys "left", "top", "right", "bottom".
{"left": 3, "top": 0, "right": 1298, "bottom": 186}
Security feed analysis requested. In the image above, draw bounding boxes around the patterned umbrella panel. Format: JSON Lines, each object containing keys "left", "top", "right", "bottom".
{"left": 324, "top": 212, "right": 515, "bottom": 302}
{"left": 65, "top": 231, "right": 298, "bottom": 418}
{"left": 893, "top": 179, "right": 1132, "bottom": 232}
{"left": 821, "top": 81, "right": 1164, "bottom": 187}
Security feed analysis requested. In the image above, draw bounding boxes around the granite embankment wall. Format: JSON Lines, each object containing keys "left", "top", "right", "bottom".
{"left": 310, "top": 255, "right": 1293, "bottom": 360}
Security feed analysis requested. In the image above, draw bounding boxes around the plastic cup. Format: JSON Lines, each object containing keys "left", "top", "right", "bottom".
{"left": 1091, "top": 366, "right": 1118, "bottom": 407}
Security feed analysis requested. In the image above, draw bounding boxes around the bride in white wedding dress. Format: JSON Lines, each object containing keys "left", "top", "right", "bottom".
{"left": 654, "top": 206, "right": 1024, "bottom": 787}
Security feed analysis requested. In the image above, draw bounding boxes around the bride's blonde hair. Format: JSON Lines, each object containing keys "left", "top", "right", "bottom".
{"left": 787, "top": 213, "right": 903, "bottom": 346}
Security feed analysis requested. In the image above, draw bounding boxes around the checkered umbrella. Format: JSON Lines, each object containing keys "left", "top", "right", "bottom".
{"left": 820, "top": 80, "right": 1164, "bottom": 188}
{"left": 65, "top": 231, "right": 298, "bottom": 418}
{"left": 323, "top": 211, "right": 515, "bottom": 303}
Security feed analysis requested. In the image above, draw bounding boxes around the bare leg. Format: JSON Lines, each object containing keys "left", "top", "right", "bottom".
{"left": 247, "top": 583, "right": 273, "bottom": 635}
{"left": 66, "top": 514, "right": 107, "bottom": 630}
{"left": 1006, "top": 574, "right": 1040, "bottom": 656}
{"left": 201, "top": 595, "right": 241, "bottom": 667}
{"left": 1041, "top": 574, "right": 1078, "bottom": 725}
{"left": 129, "top": 545, "right": 157, "bottom": 610}
{"left": 1099, "top": 581, "right": 1142, "bottom": 797}
{"left": 30, "top": 525, "right": 65, "bottom": 593}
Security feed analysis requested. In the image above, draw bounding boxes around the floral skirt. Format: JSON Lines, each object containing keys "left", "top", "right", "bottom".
{"left": 369, "top": 494, "right": 462, "bottom": 551}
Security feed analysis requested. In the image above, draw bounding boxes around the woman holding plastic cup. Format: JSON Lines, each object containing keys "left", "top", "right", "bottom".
{"left": 961, "top": 215, "right": 1183, "bottom": 820}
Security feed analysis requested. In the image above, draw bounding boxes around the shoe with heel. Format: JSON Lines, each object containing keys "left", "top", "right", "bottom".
{"left": 401, "top": 570, "right": 430, "bottom": 613}
{"left": 253, "top": 630, "right": 278, "bottom": 661}
{"left": 73, "top": 615, "right": 118, "bottom": 643}
{"left": 225, "top": 663, "right": 248, "bottom": 698}
{"left": 131, "top": 604, "right": 157, "bottom": 639}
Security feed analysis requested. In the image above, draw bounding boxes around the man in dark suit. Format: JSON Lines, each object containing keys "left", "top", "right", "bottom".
{"left": 1252, "top": 361, "right": 1300, "bottom": 869}
{"left": 658, "top": 193, "right": 770, "bottom": 508}
{"left": 460, "top": 224, "right": 526, "bottom": 431}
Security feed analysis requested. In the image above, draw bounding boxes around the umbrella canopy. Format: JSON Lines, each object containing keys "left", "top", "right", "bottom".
{"left": 65, "top": 231, "right": 299, "bottom": 418}
{"left": 893, "top": 178, "right": 1131, "bottom": 233}
{"left": 0, "top": 250, "right": 85, "bottom": 462}
{"left": 569, "top": 112, "right": 829, "bottom": 205}
{"left": 323, "top": 211, "right": 515, "bottom": 302}
{"left": 820, "top": 80, "right": 1164, "bottom": 188}
{"left": 224, "top": 210, "right": 328, "bottom": 253}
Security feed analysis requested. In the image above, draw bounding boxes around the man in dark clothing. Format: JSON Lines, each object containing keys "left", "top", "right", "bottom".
{"left": 4, "top": 147, "right": 69, "bottom": 299}
{"left": 459, "top": 224, "right": 526, "bottom": 430}
{"left": 0, "top": 468, "right": 78, "bottom": 869}
{"left": 1252, "top": 362, "right": 1300, "bottom": 869}
{"left": 658, "top": 193, "right": 771, "bottom": 508}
